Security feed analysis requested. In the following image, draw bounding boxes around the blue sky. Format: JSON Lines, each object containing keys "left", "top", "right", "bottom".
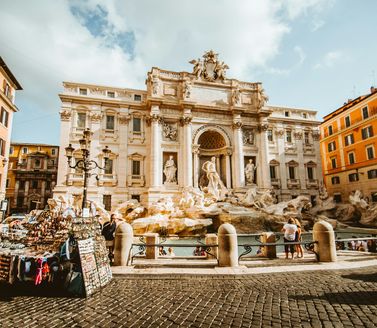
{"left": 0, "top": 0, "right": 376, "bottom": 144}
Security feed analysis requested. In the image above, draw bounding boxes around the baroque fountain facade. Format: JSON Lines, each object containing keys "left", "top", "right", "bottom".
{"left": 52, "top": 51, "right": 344, "bottom": 233}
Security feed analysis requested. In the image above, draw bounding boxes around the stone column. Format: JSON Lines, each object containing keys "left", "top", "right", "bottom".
{"left": 295, "top": 130, "right": 306, "bottom": 190}
{"left": 150, "top": 110, "right": 162, "bottom": 188}
{"left": 23, "top": 181, "right": 29, "bottom": 206}
{"left": 55, "top": 106, "right": 73, "bottom": 191}
{"left": 218, "top": 223, "right": 238, "bottom": 267}
{"left": 258, "top": 122, "right": 270, "bottom": 189}
{"left": 232, "top": 119, "right": 245, "bottom": 189}
{"left": 41, "top": 181, "right": 46, "bottom": 207}
{"left": 260, "top": 232, "right": 276, "bottom": 259}
{"left": 312, "top": 130, "right": 322, "bottom": 183}
{"left": 313, "top": 221, "right": 337, "bottom": 262}
{"left": 114, "top": 222, "right": 134, "bottom": 266}
{"left": 182, "top": 113, "right": 193, "bottom": 187}
{"left": 192, "top": 145, "right": 200, "bottom": 188}
{"left": 89, "top": 108, "right": 103, "bottom": 203}
{"left": 117, "top": 111, "right": 131, "bottom": 190}
{"left": 145, "top": 233, "right": 159, "bottom": 259}
{"left": 225, "top": 148, "right": 232, "bottom": 189}
{"left": 276, "top": 128, "right": 287, "bottom": 192}
{"left": 13, "top": 180, "right": 19, "bottom": 207}
{"left": 205, "top": 233, "right": 218, "bottom": 260}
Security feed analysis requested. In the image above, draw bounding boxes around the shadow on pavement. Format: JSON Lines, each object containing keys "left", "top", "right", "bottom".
{"left": 341, "top": 272, "right": 377, "bottom": 283}
{"left": 0, "top": 282, "right": 73, "bottom": 301}
{"left": 291, "top": 291, "right": 377, "bottom": 305}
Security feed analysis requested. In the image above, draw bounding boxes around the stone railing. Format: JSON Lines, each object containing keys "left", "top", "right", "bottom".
{"left": 287, "top": 179, "right": 300, "bottom": 189}
{"left": 113, "top": 221, "right": 354, "bottom": 267}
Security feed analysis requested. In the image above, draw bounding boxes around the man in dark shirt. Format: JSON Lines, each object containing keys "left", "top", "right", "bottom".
{"left": 102, "top": 214, "right": 118, "bottom": 263}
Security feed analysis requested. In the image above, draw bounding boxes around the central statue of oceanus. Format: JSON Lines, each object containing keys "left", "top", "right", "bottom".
{"left": 201, "top": 156, "right": 228, "bottom": 201}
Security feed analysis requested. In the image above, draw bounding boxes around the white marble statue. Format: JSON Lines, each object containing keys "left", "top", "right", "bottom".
{"left": 164, "top": 156, "right": 177, "bottom": 183}
{"left": 202, "top": 156, "right": 228, "bottom": 201}
{"left": 245, "top": 159, "right": 257, "bottom": 185}
{"left": 183, "top": 79, "right": 192, "bottom": 98}
{"left": 189, "top": 58, "right": 203, "bottom": 78}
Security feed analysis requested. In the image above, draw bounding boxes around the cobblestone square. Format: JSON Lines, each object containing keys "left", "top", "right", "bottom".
{"left": 1, "top": 266, "right": 377, "bottom": 327}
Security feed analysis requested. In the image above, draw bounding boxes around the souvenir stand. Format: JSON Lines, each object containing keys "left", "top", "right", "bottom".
{"left": 0, "top": 211, "right": 112, "bottom": 297}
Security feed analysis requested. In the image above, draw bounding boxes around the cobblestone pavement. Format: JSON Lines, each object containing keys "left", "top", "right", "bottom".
{"left": 1, "top": 266, "right": 377, "bottom": 328}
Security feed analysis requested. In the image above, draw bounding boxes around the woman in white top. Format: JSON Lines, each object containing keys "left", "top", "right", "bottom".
{"left": 281, "top": 218, "right": 298, "bottom": 259}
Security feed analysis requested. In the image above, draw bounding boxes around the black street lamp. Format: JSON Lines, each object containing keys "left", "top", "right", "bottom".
{"left": 65, "top": 128, "right": 111, "bottom": 210}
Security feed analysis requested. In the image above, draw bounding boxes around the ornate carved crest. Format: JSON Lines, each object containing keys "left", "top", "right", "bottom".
{"left": 90, "top": 112, "right": 103, "bottom": 122}
{"left": 162, "top": 122, "right": 178, "bottom": 141}
{"left": 118, "top": 114, "right": 131, "bottom": 125}
{"left": 294, "top": 131, "right": 303, "bottom": 140}
{"left": 242, "top": 129, "right": 255, "bottom": 145}
{"left": 189, "top": 50, "right": 229, "bottom": 82}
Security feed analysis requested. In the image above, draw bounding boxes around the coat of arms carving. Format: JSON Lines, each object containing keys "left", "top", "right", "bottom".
{"left": 189, "top": 50, "right": 229, "bottom": 82}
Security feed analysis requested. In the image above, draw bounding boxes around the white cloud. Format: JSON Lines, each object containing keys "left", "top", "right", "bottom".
{"left": 0, "top": 0, "right": 331, "bottom": 123}
{"left": 314, "top": 51, "right": 343, "bottom": 69}
{"left": 294, "top": 46, "right": 306, "bottom": 65}
{"left": 280, "top": 0, "right": 334, "bottom": 20}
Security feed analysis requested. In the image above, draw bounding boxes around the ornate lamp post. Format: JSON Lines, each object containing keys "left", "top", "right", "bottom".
{"left": 64, "top": 128, "right": 111, "bottom": 210}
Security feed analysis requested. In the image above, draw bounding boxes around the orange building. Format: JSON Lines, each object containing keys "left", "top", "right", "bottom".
{"left": 320, "top": 87, "right": 377, "bottom": 203}
{"left": 0, "top": 57, "right": 22, "bottom": 211}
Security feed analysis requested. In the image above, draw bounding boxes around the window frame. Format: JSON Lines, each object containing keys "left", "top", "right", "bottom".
{"left": 344, "top": 133, "right": 354, "bottom": 146}
{"left": 331, "top": 176, "right": 340, "bottom": 185}
{"left": 348, "top": 152, "right": 356, "bottom": 165}
{"left": 345, "top": 115, "right": 351, "bottom": 128}
{"left": 328, "top": 125, "right": 333, "bottom": 135}
{"left": 132, "top": 160, "right": 141, "bottom": 176}
{"left": 133, "top": 117, "right": 142, "bottom": 133}
{"left": 79, "top": 88, "right": 87, "bottom": 95}
{"left": 348, "top": 173, "right": 359, "bottom": 182}
{"left": 331, "top": 157, "right": 337, "bottom": 169}
{"left": 76, "top": 112, "right": 87, "bottom": 129}
{"left": 362, "top": 106, "right": 369, "bottom": 119}
{"left": 286, "top": 130, "right": 292, "bottom": 143}
{"left": 105, "top": 114, "right": 115, "bottom": 130}
{"left": 366, "top": 145, "right": 375, "bottom": 160}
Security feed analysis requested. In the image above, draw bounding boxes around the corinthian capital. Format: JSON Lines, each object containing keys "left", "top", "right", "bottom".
{"left": 180, "top": 115, "right": 192, "bottom": 126}
{"left": 232, "top": 121, "right": 243, "bottom": 130}
{"left": 59, "top": 110, "right": 71, "bottom": 121}
{"left": 146, "top": 114, "right": 163, "bottom": 126}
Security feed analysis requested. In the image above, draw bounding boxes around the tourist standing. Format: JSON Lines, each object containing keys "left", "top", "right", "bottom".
{"left": 102, "top": 213, "right": 118, "bottom": 263}
{"left": 294, "top": 219, "right": 304, "bottom": 258}
{"left": 281, "top": 218, "right": 297, "bottom": 259}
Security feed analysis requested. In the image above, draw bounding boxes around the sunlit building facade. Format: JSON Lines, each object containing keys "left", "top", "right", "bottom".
{"left": 320, "top": 87, "right": 377, "bottom": 202}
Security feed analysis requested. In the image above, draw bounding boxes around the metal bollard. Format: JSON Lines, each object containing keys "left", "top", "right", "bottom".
{"left": 218, "top": 223, "right": 238, "bottom": 267}
{"left": 313, "top": 221, "right": 337, "bottom": 262}
{"left": 113, "top": 222, "right": 134, "bottom": 266}
{"left": 260, "top": 232, "right": 276, "bottom": 258}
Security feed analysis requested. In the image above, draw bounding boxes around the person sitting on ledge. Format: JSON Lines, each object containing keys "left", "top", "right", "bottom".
{"left": 193, "top": 246, "right": 201, "bottom": 256}
{"left": 168, "top": 247, "right": 175, "bottom": 257}
{"left": 159, "top": 246, "right": 167, "bottom": 256}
